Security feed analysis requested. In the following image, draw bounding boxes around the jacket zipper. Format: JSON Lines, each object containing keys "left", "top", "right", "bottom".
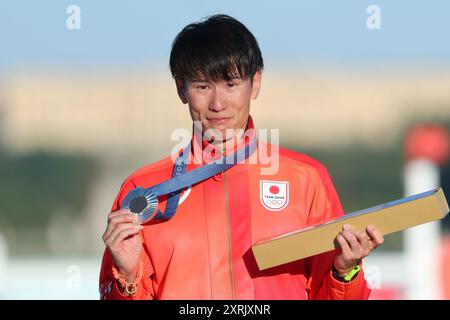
{"left": 223, "top": 171, "right": 234, "bottom": 300}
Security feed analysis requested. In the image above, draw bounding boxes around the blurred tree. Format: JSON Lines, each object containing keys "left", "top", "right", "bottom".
{"left": 0, "top": 152, "right": 98, "bottom": 226}
{"left": 0, "top": 150, "right": 98, "bottom": 254}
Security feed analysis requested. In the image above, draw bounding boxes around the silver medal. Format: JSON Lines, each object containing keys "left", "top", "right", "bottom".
{"left": 121, "top": 187, "right": 158, "bottom": 224}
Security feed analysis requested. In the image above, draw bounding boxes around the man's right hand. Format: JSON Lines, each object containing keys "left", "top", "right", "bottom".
{"left": 102, "top": 209, "right": 144, "bottom": 283}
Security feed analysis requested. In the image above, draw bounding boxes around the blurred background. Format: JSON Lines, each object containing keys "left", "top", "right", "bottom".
{"left": 0, "top": 0, "right": 449, "bottom": 299}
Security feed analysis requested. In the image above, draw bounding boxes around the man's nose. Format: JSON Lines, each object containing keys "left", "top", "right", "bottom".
{"left": 209, "top": 89, "right": 227, "bottom": 112}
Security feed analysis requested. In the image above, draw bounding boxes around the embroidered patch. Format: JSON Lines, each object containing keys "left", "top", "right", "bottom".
{"left": 260, "top": 180, "right": 289, "bottom": 211}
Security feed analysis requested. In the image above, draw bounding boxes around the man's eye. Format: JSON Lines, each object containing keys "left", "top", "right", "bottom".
{"left": 197, "top": 85, "right": 209, "bottom": 90}
{"left": 227, "top": 82, "right": 237, "bottom": 88}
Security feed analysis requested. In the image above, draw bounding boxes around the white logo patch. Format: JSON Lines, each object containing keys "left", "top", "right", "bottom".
{"left": 260, "top": 180, "right": 289, "bottom": 211}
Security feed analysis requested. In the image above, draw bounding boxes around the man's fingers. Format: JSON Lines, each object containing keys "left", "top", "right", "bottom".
{"left": 366, "top": 225, "right": 384, "bottom": 249}
{"left": 342, "top": 224, "right": 354, "bottom": 232}
{"left": 104, "top": 223, "right": 143, "bottom": 248}
{"left": 342, "top": 224, "right": 365, "bottom": 251}
{"left": 336, "top": 234, "right": 354, "bottom": 260}
{"left": 353, "top": 230, "right": 370, "bottom": 251}
{"left": 103, "top": 213, "right": 137, "bottom": 242}
{"left": 107, "top": 209, "right": 131, "bottom": 222}
{"left": 109, "top": 228, "right": 143, "bottom": 251}
{"left": 341, "top": 230, "right": 360, "bottom": 252}
{"left": 103, "top": 214, "right": 137, "bottom": 242}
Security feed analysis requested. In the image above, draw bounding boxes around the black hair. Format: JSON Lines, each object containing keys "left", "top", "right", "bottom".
{"left": 169, "top": 14, "right": 264, "bottom": 82}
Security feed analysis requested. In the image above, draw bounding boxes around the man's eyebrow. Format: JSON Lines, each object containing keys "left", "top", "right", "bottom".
{"left": 189, "top": 76, "right": 243, "bottom": 83}
{"left": 190, "top": 78, "right": 208, "bottom": 83}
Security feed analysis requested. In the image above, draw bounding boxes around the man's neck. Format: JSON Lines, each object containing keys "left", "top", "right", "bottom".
{"left": 211, "top": 132, "right": 245, "bottom": 155}
{"left": 209, "top": 119, "right": 249, "bottom": 155}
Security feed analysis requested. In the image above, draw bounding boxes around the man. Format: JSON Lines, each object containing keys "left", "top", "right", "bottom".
{"left": 99, "top": 14, "right": 384, "bottom": 300}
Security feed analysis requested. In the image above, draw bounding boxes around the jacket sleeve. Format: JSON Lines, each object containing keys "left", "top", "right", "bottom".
{"left": 304, "top": 164, "right": 371, "bottom": 300}
{"left": 99, "top": 178, "right": 156, "bottom": 300}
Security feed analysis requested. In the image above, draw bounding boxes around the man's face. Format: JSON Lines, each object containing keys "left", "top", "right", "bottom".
{"left": 176, "top": 71, "right": 262, "bottom": 141}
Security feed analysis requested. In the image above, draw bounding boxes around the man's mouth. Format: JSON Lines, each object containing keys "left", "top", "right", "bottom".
{"left": 207, "top": 117, "right": 231, "bottom": 125}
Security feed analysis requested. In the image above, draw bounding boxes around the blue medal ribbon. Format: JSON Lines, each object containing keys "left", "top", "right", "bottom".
{"left": 121, "top": 137, "right": 258, "bottom": 224}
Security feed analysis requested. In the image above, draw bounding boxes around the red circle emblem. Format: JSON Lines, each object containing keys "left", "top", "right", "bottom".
{"left": 269, "top": 185, "right": 280, "bottom": 194}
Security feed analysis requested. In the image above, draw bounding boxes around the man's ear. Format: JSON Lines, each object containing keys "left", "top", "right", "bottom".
{"left": 175, "top": 78, "right": 188, "bottom": 104}
{"left": 250, "top": 70, "right": 262, "bottom": 100}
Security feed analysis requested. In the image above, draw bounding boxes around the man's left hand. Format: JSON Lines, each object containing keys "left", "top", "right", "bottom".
{"left": 333, "top": 224, "right": 384, "bottom": 276}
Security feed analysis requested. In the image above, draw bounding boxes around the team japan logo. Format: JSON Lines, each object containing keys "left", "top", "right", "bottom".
{"left": 260, "top": 180, "right": 289, "bottom": 211}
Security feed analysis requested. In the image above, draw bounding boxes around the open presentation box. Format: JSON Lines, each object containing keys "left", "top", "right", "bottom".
{"left": 252, "top": 188, "right": 449, "bottom": 270}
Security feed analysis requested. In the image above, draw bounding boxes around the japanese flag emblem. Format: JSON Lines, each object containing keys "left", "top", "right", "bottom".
{"left": 260, "top": 180, "right": 289, "bottom": 211}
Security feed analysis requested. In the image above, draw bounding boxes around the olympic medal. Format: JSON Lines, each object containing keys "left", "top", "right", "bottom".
{"left": 121, "top": 187, "right": 158, "bottom": 224}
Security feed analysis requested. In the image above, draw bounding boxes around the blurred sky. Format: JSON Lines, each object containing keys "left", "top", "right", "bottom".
{"left": 0, "top": 0, "right": 449, "bottom": 74}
